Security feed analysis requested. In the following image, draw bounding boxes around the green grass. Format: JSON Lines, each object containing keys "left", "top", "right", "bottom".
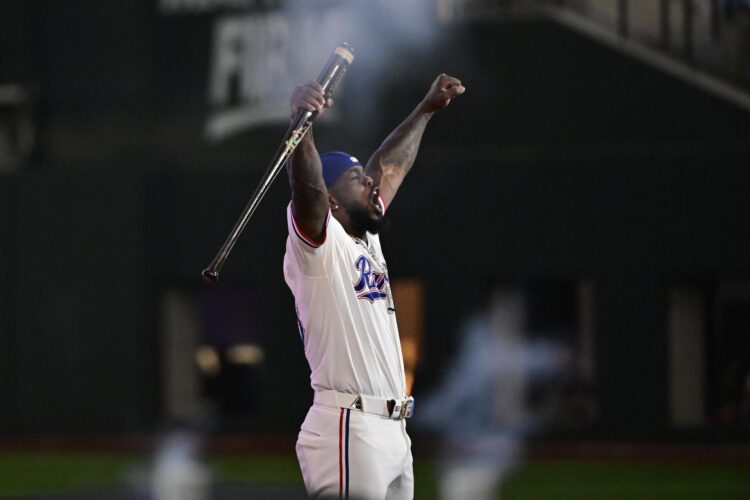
{"left": 211, "top": 454, "right": 304, "bottom": 486}
{"left": 500, "top": 460, "right": 750, "bottom": 500}
{"left": 0, "top": 452, "right": 135, "bottom": 497}
{"left": 0, "top": 452, "right": 748, "bottom": 499}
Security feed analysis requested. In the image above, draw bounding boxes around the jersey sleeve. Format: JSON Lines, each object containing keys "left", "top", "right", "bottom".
{"left": 284, "top": 202, "right": 336, "bottom": 277}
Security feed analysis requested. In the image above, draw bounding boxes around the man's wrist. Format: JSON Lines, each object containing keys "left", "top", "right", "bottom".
{"left": 415, "top": 101, "right": 436, "bottom": 119}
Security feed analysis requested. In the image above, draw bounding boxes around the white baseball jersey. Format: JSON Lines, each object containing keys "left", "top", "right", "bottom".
{"left": 283, "top": 203, "right": 407, "bottom": 401}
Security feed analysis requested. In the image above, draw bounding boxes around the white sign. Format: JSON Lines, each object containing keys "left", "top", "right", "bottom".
{"left": 206, "top": 11, "right": 344, "bottom": 141}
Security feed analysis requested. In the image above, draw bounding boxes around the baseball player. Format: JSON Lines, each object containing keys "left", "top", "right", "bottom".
{"left": 283, "top": 73, "right": 465, "bottom": 499}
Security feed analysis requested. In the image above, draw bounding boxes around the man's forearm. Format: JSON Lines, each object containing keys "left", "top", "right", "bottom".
{"left": 366, "top": 74, "right": 464, "bottom": 206}
{"left": 287, "top": 127, "right": 329, "bottom": 241}
{"left": 366, "top": 105, "right": 432, "bottom": 183}
{"left": 288, "top": 128, "right": 327, "bottom": 207}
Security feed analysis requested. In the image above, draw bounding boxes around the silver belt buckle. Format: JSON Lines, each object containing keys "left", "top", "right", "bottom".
{"left": 401, "top": 396, "right": 415, "bottom": 419}
{"left": 391, "top": 396, "right": 415, "bottom": 420}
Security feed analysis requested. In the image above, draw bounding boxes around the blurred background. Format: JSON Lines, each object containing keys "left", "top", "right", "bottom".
{"left": 1, "top": 0, "right": 750, "bottom": 498}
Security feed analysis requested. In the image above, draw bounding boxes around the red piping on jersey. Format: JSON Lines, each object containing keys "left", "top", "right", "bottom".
{"left": 291, "top": 210, "right": 330, "bottom": 248}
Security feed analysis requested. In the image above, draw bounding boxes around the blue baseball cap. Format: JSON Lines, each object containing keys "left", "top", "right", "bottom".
{"left": 320, "top": 151, "right": 362, "bottom": 188}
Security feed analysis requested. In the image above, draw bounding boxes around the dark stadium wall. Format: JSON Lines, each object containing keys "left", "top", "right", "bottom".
{"left": 1, "top": 4, "right": 750, "bottom": 435}
{"left": 0, "top": 180, "right": 15, "bottom": 431}
{"left": 2, "top": 174, "right": 155, "bottom": 433}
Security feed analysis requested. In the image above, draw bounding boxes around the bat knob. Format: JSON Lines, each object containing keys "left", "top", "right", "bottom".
{"left": 202, "top": 268, "right": 219, "bottom": 284}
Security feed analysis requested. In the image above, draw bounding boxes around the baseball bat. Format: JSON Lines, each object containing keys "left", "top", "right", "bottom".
{"left": 202, "top": 43, "right": 354, "bottom": 284}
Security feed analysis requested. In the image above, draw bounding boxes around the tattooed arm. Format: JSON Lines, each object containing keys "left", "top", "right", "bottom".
{"left": 286, "top": 81, "right": 332, "bottom": 243}
{"left": 365, "top": 74, "right": 465, "bottom": 208}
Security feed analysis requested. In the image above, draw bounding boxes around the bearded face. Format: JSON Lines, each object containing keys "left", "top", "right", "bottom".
{"left": 330, "top": 166, "right": 385, "bottom": 235}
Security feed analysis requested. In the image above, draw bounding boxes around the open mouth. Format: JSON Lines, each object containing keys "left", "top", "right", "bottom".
{"left": 369, "top": 187, "right": 383, "bottom": 215}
